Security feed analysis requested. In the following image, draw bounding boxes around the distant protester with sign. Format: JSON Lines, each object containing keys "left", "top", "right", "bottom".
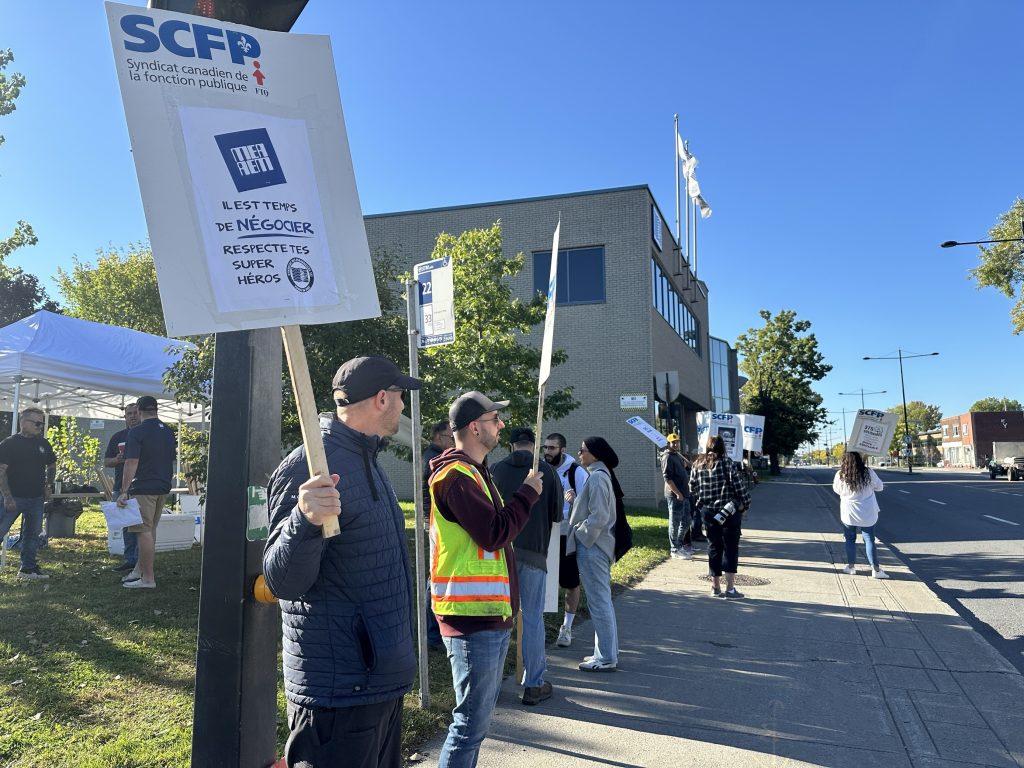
{"left": 428, "top": 391, "right": 542, "bottom": 766}
{"left": 832, "top": 451, "right": 889, "bottom": 579}
{"left": 688, "top": 435, "right": 752, "bottom": 599}
{"left": 263, "top": 356, "right": 423, "bottom": 768}
{"left": 661, "top": 433, "right": 693, "bottom": 560}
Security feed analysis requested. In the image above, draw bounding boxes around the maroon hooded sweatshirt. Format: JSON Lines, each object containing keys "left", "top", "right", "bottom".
{"left": 427, "top": 447, "right": 538, "bottom": 637}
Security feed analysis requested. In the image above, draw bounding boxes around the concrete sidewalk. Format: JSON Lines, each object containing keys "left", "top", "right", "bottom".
{"left": 415, "top": 471, "right": 1024, "bottom": 767}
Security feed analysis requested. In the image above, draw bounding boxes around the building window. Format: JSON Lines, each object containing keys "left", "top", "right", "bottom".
{"left": 953, "top": 425, "right": 959, "bottom": 437}
{"left": 963, "top": 423, "right": 969, "bottom": 437}
{"left": 651, "top": 258, "right": 700, "bottom": 355}
{"left": 533, "top": 246, "right": 606, "bottom": 305}
{"left": 942, "top": 425, "right": 948, "bottom": 437}
{"left": 709, "top": 336, "right": 731, "bottom": 412}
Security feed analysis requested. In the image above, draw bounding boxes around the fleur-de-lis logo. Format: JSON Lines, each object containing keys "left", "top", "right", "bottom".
{"left": 237, "top": 36, "right": 253, "bottom": 54}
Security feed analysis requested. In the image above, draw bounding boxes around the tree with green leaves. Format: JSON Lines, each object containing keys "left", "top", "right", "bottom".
{"left": 885, "top": 400, "right": 942, "bottom": 456}
{"left": 969, "top": 396, "right": 1022, "bottom": 413}
{"left": 968, "top": 198, "right": 1024, "bottom": 333}
{"left": 55, "top": 243, "right": 166, "bottom": 336}
{"left": 46, "top": 418, "right": 101, "bottom": 486}
{"left": 736, "top": 309, "right": 831, "bottom": 474}
{"left": 0, "top": 48, "right": 53, "bottom": 326}
{"left": 415, "top": 222, "right": 579, "bottom": 436}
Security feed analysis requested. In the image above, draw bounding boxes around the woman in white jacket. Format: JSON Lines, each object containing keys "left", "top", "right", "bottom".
{"left": 832, "top": 451, "right": 889, "bottom": 579}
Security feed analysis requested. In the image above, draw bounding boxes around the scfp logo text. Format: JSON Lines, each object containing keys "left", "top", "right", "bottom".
{"left": 121, "top": 15, "right": 261, "bottom": 66}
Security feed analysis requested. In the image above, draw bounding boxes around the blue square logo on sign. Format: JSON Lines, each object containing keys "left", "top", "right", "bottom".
{"left": 215, "top": 128, "right": 287, "bottom": 193}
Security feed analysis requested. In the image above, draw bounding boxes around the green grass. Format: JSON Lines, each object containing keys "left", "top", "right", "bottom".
{"left": 0, "top": 504, "right": 668, "bottom": 767}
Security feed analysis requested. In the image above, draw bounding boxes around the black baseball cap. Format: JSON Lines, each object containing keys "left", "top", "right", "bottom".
{"left": 332, "top": 356, "right": 422, "bottom": 406}
{"left": 135, "top": 395, "right": 159, "bottom": 412}
{"left": 509, "top": 427, "right": 535, "bottom": 445}
{"left": 449, "top": 391, "right": 509, "bottom": 432}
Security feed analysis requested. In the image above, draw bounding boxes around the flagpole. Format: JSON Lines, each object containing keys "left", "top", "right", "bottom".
{"left": 693, "top": 196, "right": 699, "bottom": 279}
{"left": 684, "top": 139, "right": 691, "bottom": 269}
{"left": 674, "top": 114, "right": 681, "bottom": 246}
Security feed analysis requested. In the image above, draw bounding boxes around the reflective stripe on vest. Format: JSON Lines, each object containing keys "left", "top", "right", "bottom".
{"left": 429, "top": 461, "right": 511, "bottom": 619}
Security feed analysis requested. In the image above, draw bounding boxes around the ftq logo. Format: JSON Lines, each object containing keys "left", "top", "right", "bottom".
{"left": 215, "top": 128, "right": 286, "bottom": 193}
{"left": 286, "top": 258, "right": 314, "bottom": 292}
{"left": 120, "top": 14, "right": 261, "bottom": 66}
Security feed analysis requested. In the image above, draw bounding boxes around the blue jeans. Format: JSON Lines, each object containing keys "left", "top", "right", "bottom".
{"left": 844, "top": 524, "right": 878, "bottom": 569}
{"left": 575, "top": 543, "right": 618, "bottom": 666}
{"left": 516, "top": 560, "right": 547, "bottom": 688}
{"left": 0, "top": 496, "right": 44, "bottom": 571}
{"left": 439, "top": 628, "right": 511, "bottom": 768}
{"left": 667, "top": 496, "right": 692, "bottom": 551}
{"left": 113, "top": 487, "right": 139, "bottom": 565}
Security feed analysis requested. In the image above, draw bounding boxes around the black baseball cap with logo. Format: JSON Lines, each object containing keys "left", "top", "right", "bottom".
{"left": 449, "top": 391, "right": 510, "bottom": 432}
{"left": 332, "top": 356, "right": 422, "bottom": 406}
{"left": 135, "top": 395, "right": 159, "bottom": 412}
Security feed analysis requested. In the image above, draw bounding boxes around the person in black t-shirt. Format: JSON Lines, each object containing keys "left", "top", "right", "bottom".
{"left": 117, "top": 396, "right": 176, "bottom": 590}
{"left": 0, "top": 407, "right": 57, "bottom": 580}
{"left": 104, "top": 402, "right": 141, "bottom": 572}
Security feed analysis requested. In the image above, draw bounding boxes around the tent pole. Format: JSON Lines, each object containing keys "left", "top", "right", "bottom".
{"left": 10, "top": 376, "right": 22, "bottom": 435}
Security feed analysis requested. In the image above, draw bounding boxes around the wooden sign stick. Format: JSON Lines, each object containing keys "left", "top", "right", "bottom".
{"left": 281, "top": 324, "right": 340, "bottom": 538}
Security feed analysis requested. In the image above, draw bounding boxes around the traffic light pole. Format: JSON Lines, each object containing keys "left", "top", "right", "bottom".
{"left": 192, "top": 328, "right": 282, "bottom": 767}
{"left": 141, "top": 3, "right": 311, "bottom": 765}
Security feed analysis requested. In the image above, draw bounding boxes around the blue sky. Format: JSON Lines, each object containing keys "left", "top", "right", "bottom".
{"left": 2, "top": 1, "right": 1022, "bottom": 436}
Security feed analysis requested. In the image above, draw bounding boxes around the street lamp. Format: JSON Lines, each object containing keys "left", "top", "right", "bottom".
{"left": 940, "top": 219, "right": 1024, "bottom": 249}
{"left": 863, "top": 350, "right": 939, "bottom": 474}
{"left": 838, "top": 388, "right": 888, "bottom": 409}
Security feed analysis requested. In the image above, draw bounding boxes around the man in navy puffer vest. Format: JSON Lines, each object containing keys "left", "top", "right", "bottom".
{"left": 264, "top": 356, "right": 422, "bottom": 768}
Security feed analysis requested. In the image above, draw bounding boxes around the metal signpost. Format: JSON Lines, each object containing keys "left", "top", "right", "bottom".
{"left": 407, "top": 254, "right": 455, "bottom": 707}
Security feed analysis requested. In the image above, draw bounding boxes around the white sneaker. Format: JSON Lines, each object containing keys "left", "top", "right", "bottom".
{"left": 842, "top": 565, "right": 856, "bottom": 575}
{"left": 556, "top": 625, "right": 572, "bottom": 647}
{"left": 123, "top": 580, "right": 156, "bottom": 589}
{"left": 681, "top": 549, "right": 694, "bottom": 560}
{"left": 872, "top": 569, "right": 890, "bottom": 580}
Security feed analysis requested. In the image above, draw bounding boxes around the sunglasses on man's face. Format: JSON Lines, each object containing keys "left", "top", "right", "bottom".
{"left": 386, "top": 387, "right": 407, "bottom": 400}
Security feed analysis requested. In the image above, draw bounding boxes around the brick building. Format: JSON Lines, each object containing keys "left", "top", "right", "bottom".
{"left": 364, "top": 185, "right": 737, "bottom": 507}
{"left": 940, "top": 410, "right": 1024, "bottom": 467}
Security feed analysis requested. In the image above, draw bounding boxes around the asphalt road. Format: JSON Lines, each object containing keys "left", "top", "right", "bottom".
{"left": 806, "top": 465, "right": 1024, "bottom": 675}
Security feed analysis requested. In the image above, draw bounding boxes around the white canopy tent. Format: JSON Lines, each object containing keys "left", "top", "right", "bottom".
{"left": 0, "top": 311, "right": 204, "bottom": 427}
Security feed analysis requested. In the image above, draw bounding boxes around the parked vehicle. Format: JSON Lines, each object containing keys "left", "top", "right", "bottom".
{"left": 990, "top": 441, "right": 1024, "bottom": 480}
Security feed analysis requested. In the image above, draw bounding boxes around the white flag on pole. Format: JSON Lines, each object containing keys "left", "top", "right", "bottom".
{"left": 694, "top": 193, "right": 713, "bottom": 219}
{"left": 538, "top": 220, "right": 561, "bottom": 386}
{"left": 676, "top": 132, "right": 713, "bottom": 219}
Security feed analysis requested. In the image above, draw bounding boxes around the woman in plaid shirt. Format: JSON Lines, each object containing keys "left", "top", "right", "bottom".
{"left": 688, "top": 435, "right": 752, "bottom": 598}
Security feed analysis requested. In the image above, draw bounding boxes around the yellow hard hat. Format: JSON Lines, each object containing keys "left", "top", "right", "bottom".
{"left": 666, "top": 433, "right": 680, "bottom": 442}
